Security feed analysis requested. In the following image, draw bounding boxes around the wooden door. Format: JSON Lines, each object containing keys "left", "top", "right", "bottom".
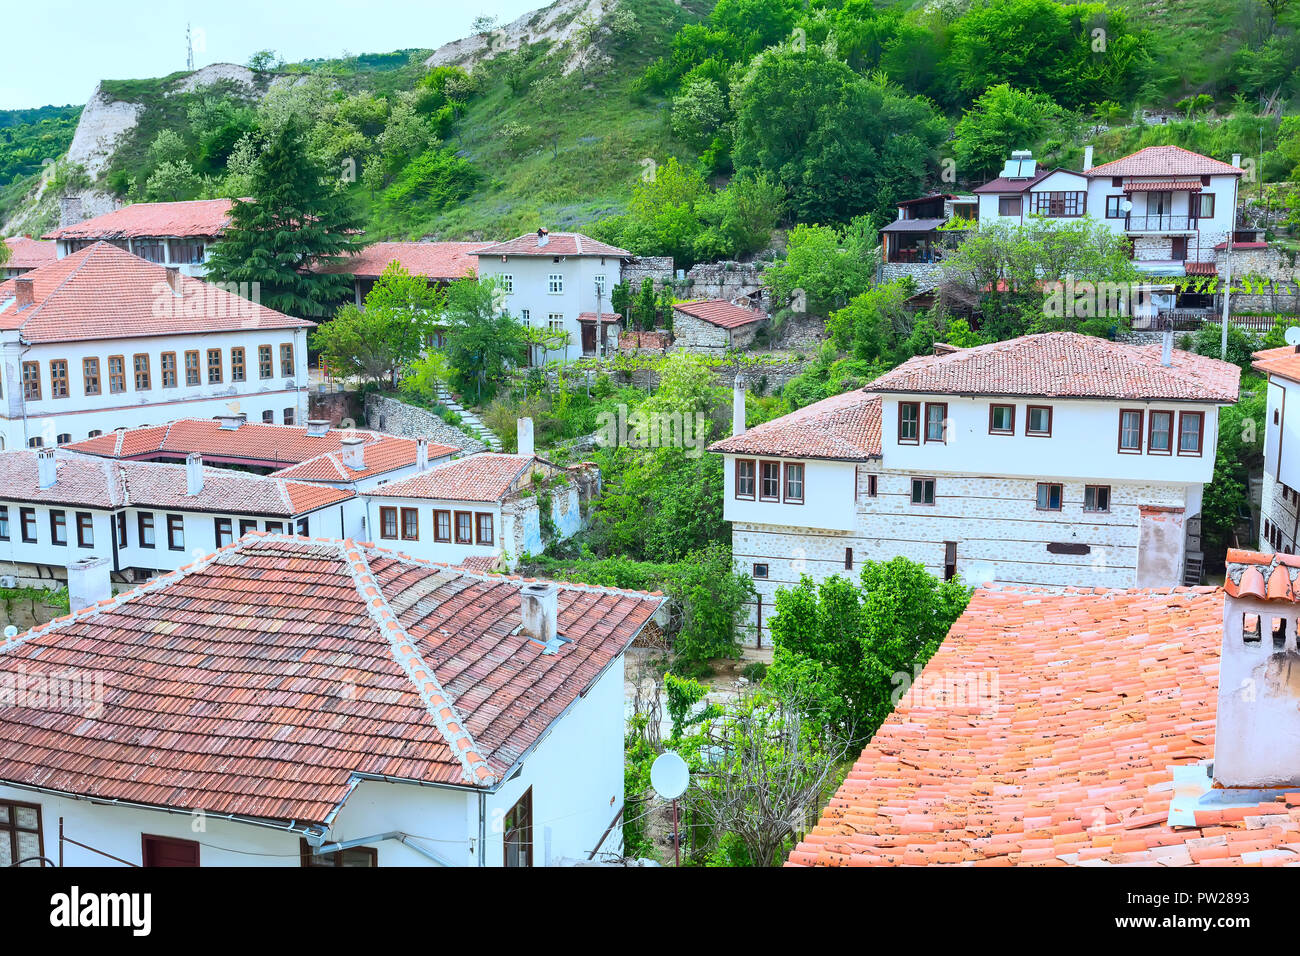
{"left": 142, "top": 834, "right": 200, "bottom": 867}
{"left": 581, "top": 323, "right": 597, "bottom": 355}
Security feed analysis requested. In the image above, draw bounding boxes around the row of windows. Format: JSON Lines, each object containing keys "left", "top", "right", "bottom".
{"left": 65, "top": 238, "right": 206, "bottom": 265}
{"left": 1118, "top": 408, "right": 1204, "bottom": 456}
{"left": 0, "top": 506, "right": 95, "bottom": 547}
{"left": 905, "top": 477, "right": 1111, "bottom": 512}
{"left": 498, "top": 274, "right": 610, "bottom": 298}
{"left": 1265, "top": 518, "right": 1290, "bottom": 553}
{"left": 754, "top": 541, "right": 960, "bottom": 582}
{"left": 377, "top": 506, "right": 494, "bottom": 546}
{"left": 999, "top": 191, "right": 1217, "bottom": 221}
{"left": 0, "top": 507, "right": 305, "bottom": 550}
{"left": 733, "top": 459, "right": 804, "bottom": 504}
{"left": 20, "top": 345, "right": 294, "bottom": 401}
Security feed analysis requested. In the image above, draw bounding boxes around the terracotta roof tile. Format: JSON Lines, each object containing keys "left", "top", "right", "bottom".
{"left": 273, "top": 436, "right": 459, "bottom": 482}
{"left": 672, "top": 299, "right": 765, "bottom": 329}
{"left": 1086, "top": 146, "right": 1243, "bottom": 178}
{"left": 1225, "top": 549, "right": 1300, "bottom": 603}
{"left": 0, "top": 535, "right": 663, "bottom": 823}
{"left": 3, "top": 236, "right": 56, "bottom": 269}
{"left": 708, "top": 390, "right": 882, "bottom": 461}
{"left": 365, "top": 453, "right": 536, "bottom": 502}
{"left": 471, "top": 232, "right": 631, "bottom": 258}
{"left": 44, "top": 199, "right": 234, "bottom": 240}
{"left": 1252, "top": 345, "right": 1300, "bottom": 383}
{"left": 316, "top": 241, "right": 483, "bottom": 280}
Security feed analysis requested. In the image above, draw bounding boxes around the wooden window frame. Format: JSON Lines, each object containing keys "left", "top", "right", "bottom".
{"left": 866, "top": 473, "right": 878, "bottom": 498}
{"left": 1036, "top": 482, "right": 1064, "bottom": 512}
{"left": 166, "top": 514, "right": 185, "bottom": 551}
{"left": 184, "top": 350, "right": 200, "bottom": 387}
{"left": 75, "top": 511, "right": 94, "bottom": 548}
{"left": 231, "top": 347, "right": 246, "bottom": 382}
{"left": 1025, "top": 405, "right": 1053, "bottom": 437}
{"left": 280, "top": 343, "right": 294, "bottom": 378}
{"left": 378, "top": 506, "right": 398, "bottom": 540}
{"left": 1084, "top": 484, "right": 1111, "bottom": 514}
{"left": 207, "top": 348, "right": 222, "bottom": 384}
{"left": 758, "top": 460, "right": 781, "bottom": 502}
{"left": 1178, "top": 411, "right": 1205, "bottom": 456}
{"left": 49, "top": 359, "right": 69, "bottom": 399}
{"left": 0, "top": 799, "right": 44, "bottom": 866}
{"left": 0, "top": 505, "right": 8, "bottom": 541}
{"left": 898, "top": 402, "right": 920, "bottom": 444}
{"left": 22, "top": 361, "right": 40, "bottom": 401}
{"left": 115, "top": 512, "right": 126, "bottom": 548}
{"left": 215, "top": 517, "right": 234, "bottom": 547}
{"left": 1147, "top": 410, "right": 1174, "bottom": 456}
{"left": 49, "top": 509, "right": 67, "bottom": 546}
{"left": 734, "top": 459, "right": 756, "bottom": 500}
{"left": 783, "top": 462, "right": 805, "bottom": 504}
{"left": 238, "top": 518, "right": 257, "bottom": 537}
{"left": 283, "top": 407, "right": 295, "bottom": 426}
{"left": 138, "top": 512, "right": 155, "bottom": 548}
{"left": 998, "top": 195, "right": 1021, "bottom": 216}
{"left": 454, "top": 510, "right": 474, "bottom": 545}
{"left": 924, "top": 402, "right": 948, "bottom": 444}
{"left": 20, "top": 508, "right": 36, "bottom": 543}
{"left": 264, "top": 521, "right": 284, "bottom": 534}
{"left": 160, "top": 352, "right": 178, "bottom": 388}
{"left": 132, "top": 353, "right": 151, "bottom": 391}
{"left": 433, "top": 509, "right": 451, "bottom": 543}
{"left": 503, "top": 788, "right": 533, "bottom": 867}
{"left": 1105, "top": 195, "right": 1124, "bottom": 218}
{"left": 258, "top": 344, "right": 273, "bottom": 379}
{"left": 988, "top": 403, "right": 1015, "bottom": 435}
{"left": 910, "top": 477, "right": 936, "bottom": 507}
{"left": 1118, "top": 408, "right": 1144, "bottom": 454}
{"left": 400, "top": 507, "right": 419, "bottom": 541}
{"left": 475, "top": 512, "right": 494, "bottom": 546}
{"left": 752, "top": 563, "right": 769, "bottom": 579}
{"left": 83, "top": 357, "right": 101, "bottom": 396}
{"left": 108, "top": 355, "right": 125, "bottom": 394}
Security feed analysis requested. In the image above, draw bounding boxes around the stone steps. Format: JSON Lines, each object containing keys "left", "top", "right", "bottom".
{"left": 434, "top": 384, "right": 504, "bottom": 451}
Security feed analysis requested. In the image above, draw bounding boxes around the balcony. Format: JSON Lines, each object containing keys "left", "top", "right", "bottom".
{"left": 1125, "top": 215, "right": 1197, "bottom": 234}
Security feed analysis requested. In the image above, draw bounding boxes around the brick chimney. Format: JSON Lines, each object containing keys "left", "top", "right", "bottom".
{"left": 1217, "top": 549, "right": 1300, "bottom": 788}
{"left": 13, "top": 277, "right": 34, "bottom": 309}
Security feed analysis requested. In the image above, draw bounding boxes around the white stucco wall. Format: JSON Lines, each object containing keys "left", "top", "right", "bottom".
{"left": 475, "top": 254, "right": 620, "bottom": 361}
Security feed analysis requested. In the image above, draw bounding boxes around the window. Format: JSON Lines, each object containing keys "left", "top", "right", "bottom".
{"left": 258, "top": 345, "right": 273, "bottom": 379}
{"left": 83, "top": 358, "right": 101, "bottom": 396}
{"left": 262, "top": 410, "right": 274, "bottom": 423}
{"left": 547, "top": 313, "right": 564, "bottom": 332}
{"left": 1179, "top": 411, "right": 1204, "bottom": 455}
{"left": 50, "top": 360, "right": 69, "bottom": 398}
{"left": 265, "top": 521, "right": 283, "bottom": 534}
{"left": 1105, "top": 195, "right": 1124, "bottom": 218}
{"left": 455, "top": 511, "right": 473, "bottom": 545}
{"left": 547, "top": 274, "right": 564, "bottom": 294}
{"left": 1084, "top": 485, "right": 1111, "bottom": 513}
{"left": 166, "top": 514, "right": 184, "bottom": 551}
{"left": 170, "top": 240, "right": 204, "bottom": 265}
{"left": 283, "top": 407, "right": 295, "bottom": 426}
{"left": 783, "top": 462, "right": 804, "bottom": 503}
{"left": 280, "top": 343, "right": 294, "bottom": 377}
{"left": 1036, "top": 482, "right": 1063, "bottom": 511}
{"left": 520, "top": 309, "right": 531, "bottom": 325}
{"left": 26, "top": 437, "right": 42, "bottom": 449}
{"left": 379, "top": 506, "right": 398, "bottom": 540}
{"left": 50, "top": 510, "right": 67, "bottom": 546}
{"left": 1193, "top": 193, "right": 1215, "bottom": 218}
{"left": 215, "top": 517, "right": 234, "bottom": 547}
{"left": 401, "top": 507, "right": 419, "bottom": 540}
{"left": 503, "top": 789, "right": 533, "bottom": 867}
{"left": 500, "top": 274, "right": 514, "bottom": 294}
{"left": 231, "top": 347, "right": 246, "bottom": 382}
{"left": 108, "top": 356, "right": 125, "bottom": 393}
{"left": 207, "top": 349, "right": 222, "bottom": 384}
{"left": 998, "top": 196, "right": 1022, "bottom": 216}
{"left": 238, "top": 518, "right": 257, "bottom": 537}
{"left": 759, "top": 461, "right": 781, "bottom": 501}
{"left": 1118, "top": 409, "right": 1144, "bottom": 453}
{"left": 925, "top": 402, "right": 947, "bottom": 443}
{"left": 115, "top": 513, "right": 126, "bottom": 548}
{"left": 138, "top": 512, "right": 155, "bottom": 548}
{"left": 133, "top": 353, "right": 151, "bottom": 390}
{"left": 944, "top": 541, "right": 957, "bottom": 581}
{"left": 296, "top": 517, "right": 308, "bottom": 536}
{"left": 844, "top": 547, "right": 853, "bottom": 571}
{"left": 476, "top": 512, "right": 494, "bottom": 545}
{"left": 753, "top": 563, "right": 769, "bottom": 579}
{"left": 56, "top": 433, "right": 70, "bottom": 445}
{"left": 898, "top": 402, "right": 920, "bottom": 444}
{"left": 910, "top": 477, "right": 935, "bottom": 506}
{"left": 133, "top": 240, "right": 164, "bottom": 263}
{"left": 20, "top": 508, "right": 36, "bottom": 543}
{"left": 434, "top": 510, "right": 451, "bottom": 542}
{"left": 989, "top": 404, "right": 1015, "bottom": 434}
{"left": 161, "top": 352, "right": 178, "bottom": 388}
{"left": 22, "top": 361, "right": 40, "bottom": 400}
{"left": 1026, "top": 405, "right": 1052, "bottom": 437}
{"left": 0, "top": 506, "right": 7, "bottom": 540}
{"left": 76, "top": 512, "right": 93, "bottom": 548}
{"left": 299, "top": 838, "right": 377, "bottom": 867}
{"left": 735, "top": 459, "right": 756, "bottom": 499}
{"left": 1148, "top": 410, "right": 1173, "bottom": 454}
{"left": 0, "top": 800, "right": 43, "bottom": 867}
{"left": 866, "top": 473, "right": 878, "bottom": 497}
{"left": 1031, "top": 191, "right": 1085, "bottom": 217}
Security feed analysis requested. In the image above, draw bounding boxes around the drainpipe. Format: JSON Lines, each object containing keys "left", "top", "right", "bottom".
{"left": 310, "top": 830, "right": 456, "bottom": 867}
{"left": 478, "top": 791, "right": 486, "bottom": 867}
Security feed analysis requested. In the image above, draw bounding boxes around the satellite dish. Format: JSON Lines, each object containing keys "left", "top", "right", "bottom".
{"left": 651, "top": 751, "right": 689, "bottom": 800}
{"left": 1285, "top": 326, "right": 1300, "bottom": 347}
{"left": 2, "top": 625, "right": 16, "bottom": 639}
{"left": 1121, "top": 199, "right": 1133, "bottom": 212}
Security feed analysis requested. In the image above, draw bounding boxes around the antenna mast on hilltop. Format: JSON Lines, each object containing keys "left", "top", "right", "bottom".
{"left": 186, "top": 23, "right": 195, "bottom": 70}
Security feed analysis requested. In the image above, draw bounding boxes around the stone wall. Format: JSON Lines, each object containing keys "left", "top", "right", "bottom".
{"left": 622, "top": 256, "right": 675, "bottom": 290}
{"left": 616, "top": 330, "right": 671, "bottom": 353}
{"left": 683, "top": 261, "right": 768, "bottom": 305}
{"left": 671, "top": 311, "right": 760, "bottom": 354}
{"left": 880, "top": 261, "right": 944, "bottom": 293}
{"left": 364, "top": 393, "right": 487, "bottom": 454}
{"left": 770, "top": 313, "right": 827, "bottom": 351}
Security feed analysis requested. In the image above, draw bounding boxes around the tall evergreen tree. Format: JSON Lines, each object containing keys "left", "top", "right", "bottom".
{"left": 205, "top": 121, "right": 361, "bottom": 316}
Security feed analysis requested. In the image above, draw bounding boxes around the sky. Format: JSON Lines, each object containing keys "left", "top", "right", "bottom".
{"left": 0, "top": 0, "right": 544, "bottom": 109}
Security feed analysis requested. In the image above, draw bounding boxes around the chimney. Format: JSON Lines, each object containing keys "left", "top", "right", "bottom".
{"left": 732, "top": 377, "right": 746, "bottom": 437}
{"left": 13, "top": 277, "right": 34, "bottom": 309}
{"left": 1216, "top": 550, "right": 1300, "bottom": 788}
{"left": 341, "top": 435, "right": 365, "bottom": 470}
{"left": 58, "top": 195, "right": 84, "bottom": 228}
{"left": 185, "top": 452, "right": 204, "bottom": 495}
{"left": 36, "top": 448, "right": 56, "bottom": 489}
{"left": 520, "top": 582, "right": 559, "bottom": 645}
{"left": 416, "top": 437, "right": 429, "bottom": 470}
{"left": 1161, "top": 323, "right": 1173, "bottom": 367}
{"left": 216, "top": 413, "right": 245, "bottom": 430}
{"left": 517, "top": 417, "right": 535, "bottom": 459}
{"left": 165, "top": 265, "right": 181, "bottom": 294}
{"left": 67, "top": 556, "right": 111, "bottom": 611}
{"left": 1082, "top": 145, "right": 1094, "bottom": 172}
{"left": 1232, "top": 153, "right": 1242, "bottom": 168}
{"left": 305, "top": 419, "right": 331, "bottom": 437}
{"left": 537, "top": 227, "right": 549, "bottom": 248}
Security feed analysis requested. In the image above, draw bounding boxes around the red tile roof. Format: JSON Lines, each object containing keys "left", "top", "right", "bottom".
{"left": 867, "top": 332, "right": 1240, "bottom": 403}
{"left": 1216, "top": 241, "right": 1269, "bottom": 250}
{"left": 788, "top": 585, "right": 1300, "bottom": 867}
{"left": 365, "top": 453, "right": 536, "bottom": 502}
{"left": 0, "top": 449, "right": 351, "bottom": 515}
{"left": 973, "top": 168, "right": 1053, "bottom": 194}
{"left": 317, "top": 241, "right": 484, "bottom": 280}
{"left": 1087, "top": 145, "right": 1242, "bottom": 178}
{"left": 672, "top": 299, "right": 766, "bottom": 329}
{"left": 273, "top": 436, "right": 459, "bottom": 482}
{"left": 708, "top": 390, "right": 882, "bottom": 461}
{"left": 3, "top": 236, "right": 56, "bottom": 269}
{"left": 44, "top": 199, "right": 234, "bottom": 240}
{"left": 0, "top": 534, "right": 662, "bottom": 823}
{"left": 472, "top": 232, "right": 631, "bottom": 258}
{"left": 1252, "top": 345, "right": 1300, "bottom": 383}
{"left": 577, "top": 311, "right": 621, "bottom": 323}
{"left": 1121, "top": 179, "right": 1202, "bottom": 191}
{"left": 1223, "top": 548, "right": 1300, "bottom": 601}
{"left": 0, "top": 242, "right": 312, "bottom": 343}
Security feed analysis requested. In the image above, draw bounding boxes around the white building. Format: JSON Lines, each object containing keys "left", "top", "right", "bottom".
{"left": 472, "top": 229, "right": 632, "bottom": 361}
{"left": 0, "top": 447, "right": 355, "bottom": 587}
{"left": 0, "top": 533, "right": 662, "bottom": 866}
{"left": 974, "top": 146, "right": 1243, "bottom": 279}
{"left": 44, "top": 198, "right": 233, "bottom": 277}
{"left": 0, "top": 242, "right": 312, "bottom": 449}
{"left": 1252, "top": 344, "right": 1300, "bottom": 555}
{"left": 709, "top": 332, "right": 1240, "bottom": 643}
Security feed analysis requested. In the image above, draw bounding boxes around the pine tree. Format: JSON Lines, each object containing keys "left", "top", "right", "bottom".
{"left": 205, "top": 121, "right": 361, "bottom": 317}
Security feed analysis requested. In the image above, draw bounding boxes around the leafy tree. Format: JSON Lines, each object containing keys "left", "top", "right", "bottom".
{"left": 827, "top": 280, "right": 918, "bottom": 364}
{"left": 670, "top": 77, "right": 728, "bottom": 151}
{"left": 667, "top": 543, "right": 755, "bottom": 665}
{"left": 952, "top": 84, "right": 1072, "bottom": 180}
{"left": 693, "top": 174, "right": 784, "bottom": 261}
{"left": 138, "top": 159, "right": 201, "bottom": 202}
{"left": 246, "top": 50, "right": 283, "bottom": 72}
{"left": 764, "top": 217, "right": 879, "bottom": 316}
{"left": 205, "top": 120, "right": 361, "bottom": 316}
{"left": 1186, "top": 321, "right": 1259, "bottom": 372}
{"left": 441, "top": 277, "right": 527, "bottom": 399}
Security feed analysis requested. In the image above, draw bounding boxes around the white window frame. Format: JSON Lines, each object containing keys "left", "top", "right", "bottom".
{"left": 500, "top": 274, "right": 514, "bottom": 294}
{"left": 547, "top": 273, "right": 564, "bottom": 294}
{"left": 548, "top": 313, "right": 564, "bottom": 332}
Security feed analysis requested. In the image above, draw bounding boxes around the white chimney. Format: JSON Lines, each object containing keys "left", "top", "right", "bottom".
{"left": 305, "top": 419, "right": 330, "bottom": 437}
{"left": 517, "top": 417, "right": 535, "bottom": 459}
{"left": 36, "top": 448, "right": 56, "bottom": 489}
{"left": 520, "top": 582, "right": 558, "bottom": 644}
{"left": 216, "top": 413, "right": 245, "bottom": 430}
{"left": 341, "top": 436, "right": 365, "bottom": 470}
{"left": 416, "top": 437, "right": 429, "bottom": 471}
{"left": 536, "top": 227, "right": 549, "bottom": 248}
{"left": 67, "top": 556, "right": 111, "bottom": 611}
{"left": 1232, "top": 153, "right": 1242, "bottom": 168}
{"left": 732, "top": 377, "right": 746, "bottom": 437}
{"left": 185, "top": 452, "right": 204, "bottom": 495}
{"left": 1161, "top": 324, "right": 1173, "bottom": 367}
{"left": 1082, "top": 145, "right": 1094, "bottom": 172}
{"left": 1216, "top": 551, "right": 1300, "bottom": 788}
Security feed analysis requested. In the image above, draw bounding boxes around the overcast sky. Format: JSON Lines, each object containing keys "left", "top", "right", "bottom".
{"left": 1, "top": 0, "right": 543, "bottom": 109}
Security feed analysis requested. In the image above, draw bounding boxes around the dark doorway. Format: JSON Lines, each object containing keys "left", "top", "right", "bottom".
{"left": 142, "top": 834, "right": 200, "bottom": 867}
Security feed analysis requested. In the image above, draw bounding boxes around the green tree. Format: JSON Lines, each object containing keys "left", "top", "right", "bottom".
{"left": 693, "top": 174, "right": 784, "bottom": 261}
{"left": 826, "top": 280, "right": 918, "bottom": 364}
{"left": 764, "top": 217, "right": 879, "bottom": 316}
{"left": 667, "top": 543, "right": 755, "bottom": 665}
{"left": 952, "top": 84, "right": 1072, "bottom": 180}
{"left": 441, "top": 277, "right": 527, "bottom": 399}
{"left": 205, "top": 120, "right": 361, "bottom": 316}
